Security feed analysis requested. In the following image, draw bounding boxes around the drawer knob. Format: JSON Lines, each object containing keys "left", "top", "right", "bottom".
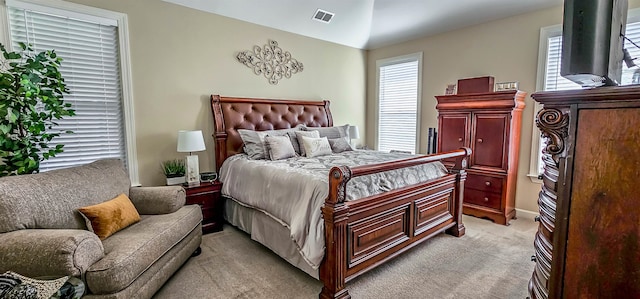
{"left": 485, "top": 181, "right": 491, "bottom": 186}
{"left": 531, "top": 255, "right": 537, "bottom": 262}
{"left": 483, "top": 197, "right": 489, "bottom": 202}
{"left": 477, "top": 138, "right": 483, "bottom": 143}
{"left": 534, "top": 216, "right": 541, "bottom": 222}
{"left": 458, "top": 137, "right": 463, "bottom": 142}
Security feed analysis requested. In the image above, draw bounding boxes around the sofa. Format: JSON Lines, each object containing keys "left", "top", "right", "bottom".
{"left": 0, "top": 159, "right": 203, "bottom": 298}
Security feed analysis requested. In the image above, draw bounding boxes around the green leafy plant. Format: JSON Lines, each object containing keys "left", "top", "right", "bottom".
{"left": 0, "top": 42, "right": 74, "bottom": 176}
{"left": 162, "top": 159, "right": 185, "bottom": 178}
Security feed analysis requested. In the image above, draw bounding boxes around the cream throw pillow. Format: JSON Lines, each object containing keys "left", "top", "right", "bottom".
{"left": 294, "top": 130, "right": 320, "bottom": 156}
{"left": 301, "top": 136, "right": 333, "bottom": 158}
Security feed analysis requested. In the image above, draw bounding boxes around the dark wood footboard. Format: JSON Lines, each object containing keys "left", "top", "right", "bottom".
{"left": 320, "top": 148, "right": 470, "bottom": 299}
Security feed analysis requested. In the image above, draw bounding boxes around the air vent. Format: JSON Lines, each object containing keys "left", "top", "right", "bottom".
{"left": 313, "top": 9, "right": 334, "bottom": 23}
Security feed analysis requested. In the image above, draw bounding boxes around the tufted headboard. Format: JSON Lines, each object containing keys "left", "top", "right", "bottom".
{"left": 210, "top": 95, "right": 333, "bottom": 171}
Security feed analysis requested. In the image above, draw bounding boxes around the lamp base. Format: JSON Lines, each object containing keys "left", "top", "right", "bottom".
{"left": 185, "top": 155, "right": 200, "bottom": 186}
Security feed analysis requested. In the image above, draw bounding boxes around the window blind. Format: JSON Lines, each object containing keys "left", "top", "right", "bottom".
{"left": 377, "top": 60, "right": 419, "bottom": 153}
{"left": 538, "top": 20, "right": 640, "bottom": 174}
{"left": 8, "top": 5, "right": 126, "bottom": 172}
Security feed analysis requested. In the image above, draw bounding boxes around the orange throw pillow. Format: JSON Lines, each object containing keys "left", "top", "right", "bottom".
{"left": 78, "top": 193, "right": 141, "bottom": 240}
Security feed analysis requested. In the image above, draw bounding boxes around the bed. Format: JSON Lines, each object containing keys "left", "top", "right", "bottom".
{"left": 210, "top": 95, "right": 470, "bottom": 299}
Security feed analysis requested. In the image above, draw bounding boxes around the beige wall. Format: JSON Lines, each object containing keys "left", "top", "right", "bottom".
{"left": 366, "top": 2, "right": 640, "bottom": 214}
{"left": 66, "top": 0, "right": 367, "bottom": 186}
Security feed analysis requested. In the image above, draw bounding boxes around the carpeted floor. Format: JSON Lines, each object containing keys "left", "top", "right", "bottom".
{"left": 153, "top": 215, "right": 537, "bottom": 299}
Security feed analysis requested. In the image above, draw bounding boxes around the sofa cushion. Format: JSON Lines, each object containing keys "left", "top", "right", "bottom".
{"left": 85, "top": 205, "right": 202, "bottom": 294}
{"left": 78, "top": 194, "right": 141, "bottom": 240}
{"left": 0, "top": 159, "right": 131, "bottom": 233}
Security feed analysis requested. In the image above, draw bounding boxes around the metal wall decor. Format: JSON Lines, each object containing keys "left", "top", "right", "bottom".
{"left": 236, "top": 40, "right": 304, "bottom": 85}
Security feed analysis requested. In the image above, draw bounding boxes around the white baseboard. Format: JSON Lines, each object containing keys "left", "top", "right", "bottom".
{"left": 516, "top": 208, "right": 539, "bottom": 220}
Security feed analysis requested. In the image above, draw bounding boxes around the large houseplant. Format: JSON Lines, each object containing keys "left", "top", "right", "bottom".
{"left": 0, "top": 42, "right": 74, "bottom": 176}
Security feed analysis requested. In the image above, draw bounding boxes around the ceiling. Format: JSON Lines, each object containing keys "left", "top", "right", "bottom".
{"left": 163, "top": 0, "right": 562, "bottom": 49}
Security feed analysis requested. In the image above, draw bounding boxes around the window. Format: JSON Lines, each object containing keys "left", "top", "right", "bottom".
{"left": 530, "top": 10, "right": 640, "bottom": 181}
{"left": 376, "top": 53, "right": 422, "bottom": 153}
{"left": 1, "top": 0, "right": 139, "bottom": 185}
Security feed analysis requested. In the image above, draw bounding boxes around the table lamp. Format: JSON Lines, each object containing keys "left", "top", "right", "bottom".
{"left": 348, "top": 125, "right": 360, "bottom": 147}
{"left": 177, "top": 130, "right": 206, "bottom": 186}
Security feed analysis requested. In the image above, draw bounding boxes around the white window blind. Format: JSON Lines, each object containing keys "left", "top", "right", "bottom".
{"left": 7, "top": 4, "right": 127, "bottom": 172}
{"left": 536, "top": 19, "right": 640, "bottom": 175}
{"left": 377, "top": 59, "right": 419, "bottom": 153}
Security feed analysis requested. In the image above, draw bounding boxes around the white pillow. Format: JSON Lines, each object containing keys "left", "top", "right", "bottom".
{"left": 264, "top": 135, "right": 296, "bottom": 160}
{"left": 293, "top": 130, "right": 320, "bottom": 156}
{"left": 300, "top": 136, "right": 332, "bottom": 158}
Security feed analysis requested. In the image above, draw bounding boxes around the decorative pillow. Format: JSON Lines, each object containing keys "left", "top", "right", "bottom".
{"left": 301, "top": 136, "right": 333, "bottom": 158}
{"left": 293, "top": 130, "right": 320, "bottom": 156}
{"left": 328, "top": 137, "right": 354, "bottom": 153}
{"left": 78, "top": 193, "right": 141, "bottom": 240}
{"left": 306, "top": 124, "right": 349, "bottom": 140}
{"left": 239, "top": 126, "right": 303, "bottom": 160}
{"left": 0, "top": 271, "right": 69, "bottom": 299}
{"left": 264, "top": 135, "right": 296, "bottom": 160}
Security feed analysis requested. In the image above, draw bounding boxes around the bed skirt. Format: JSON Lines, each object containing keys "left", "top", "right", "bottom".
{"left": 223, "top": 197, "right": 319, "bottom": 279}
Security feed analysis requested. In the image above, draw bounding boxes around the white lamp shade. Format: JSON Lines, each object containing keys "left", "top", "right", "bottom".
{"left": 348, "top": 125, "right": 360, "bottom": 139}
{"left": 177, "top": 130, "right": 206, "bottom": 152}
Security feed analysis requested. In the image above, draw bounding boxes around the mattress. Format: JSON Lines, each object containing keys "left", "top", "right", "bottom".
{"left": 219, "top": 150, "right": 448, "bottom": 270}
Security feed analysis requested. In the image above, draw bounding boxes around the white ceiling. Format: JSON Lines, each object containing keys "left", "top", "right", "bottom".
{"left": 163, "top": 0, "right": 562, "bottom": 49}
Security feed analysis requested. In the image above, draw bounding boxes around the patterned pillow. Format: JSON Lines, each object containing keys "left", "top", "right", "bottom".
{"left": 0, "top": 272, "right": 69, "bottom": 299}
{"left": 306, "top": 124, "right": 349, "bottom": 140}
{"left": 239, "top": 126, "right": 303, "bottom": 160}
{"left": 293, "top": 130, "right": 320, "bottom": 156}
{"left": 264, "top": 135, "right": 296, "bottom": 160}
{"left": 301, "top": 136, "right": 333, "bottom": 158}
{"left": 328, "top": 137, "right": 354, "bottom": 153}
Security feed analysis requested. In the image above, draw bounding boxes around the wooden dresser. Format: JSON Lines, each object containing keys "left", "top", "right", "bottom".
{"left": 436, "top": 90, "right": 525, "bottom": 225}
{"left": 529, "top": 86, "right": 640, "bottom": 299}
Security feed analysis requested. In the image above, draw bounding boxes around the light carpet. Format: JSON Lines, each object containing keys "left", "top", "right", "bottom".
{"left": 153, "top": 215, "right": 537, "bottom": 299}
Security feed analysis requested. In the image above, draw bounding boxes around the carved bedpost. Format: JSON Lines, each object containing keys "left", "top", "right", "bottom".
{"left": 319, "top": 166, "right": 352, "bottom": 299}
{"left": 210, "top": 95, "right": 228, "bottom": 173}
{"left": 446, "top": 147, "right": 471, "bottom": 237}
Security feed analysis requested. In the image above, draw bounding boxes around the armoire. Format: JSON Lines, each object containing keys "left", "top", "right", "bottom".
{"left": 435, "top": 90, "right": 526, "bottom": 225}
{"left": 528, "top": 85, "right": 640, "bottom": 299}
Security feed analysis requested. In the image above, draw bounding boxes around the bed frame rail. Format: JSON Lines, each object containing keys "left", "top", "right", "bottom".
{"left": 320, "top": 148, "right": 471, "bottom": 299}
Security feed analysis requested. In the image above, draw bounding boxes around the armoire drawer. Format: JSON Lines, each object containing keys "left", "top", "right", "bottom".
{"left": 465, "top": 174, "right": 503, "bottom": 194}
{"left": 464, "top": 188, "right": 502, "bottom": 210}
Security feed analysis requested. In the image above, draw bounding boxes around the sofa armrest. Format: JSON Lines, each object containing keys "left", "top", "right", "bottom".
{"left": 128, "top": 186, "right": 185, "bottom": 215}
{"left": 0, "top": 229, "right": 104, "bottom": 278}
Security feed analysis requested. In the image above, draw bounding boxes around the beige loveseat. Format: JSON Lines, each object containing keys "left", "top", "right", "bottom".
{"left": 0, "top": 159, "right": 203, "bottom": 298}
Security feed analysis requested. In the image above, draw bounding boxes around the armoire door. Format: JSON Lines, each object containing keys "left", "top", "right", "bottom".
{"left": 438, "top": 113, "right": 470, "bottom": 163}
{"left": 471, "top": 113, "right": 509, "bottom": 170}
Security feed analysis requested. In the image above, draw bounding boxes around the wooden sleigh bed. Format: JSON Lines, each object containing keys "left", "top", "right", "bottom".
{"left": 210, "top": 95, "right": 470, "bottom": 299}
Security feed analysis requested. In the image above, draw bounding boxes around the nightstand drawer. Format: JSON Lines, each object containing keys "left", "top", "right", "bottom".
{"left": 464, "top": 188, "right": 502, "bottom": 210}
{"left": 185, "top": 193, "right": 211, "bottom": 206}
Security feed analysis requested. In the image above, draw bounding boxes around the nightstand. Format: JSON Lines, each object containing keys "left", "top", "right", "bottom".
{"left": 183, "top": 181, "right": 223, "bottom": 234}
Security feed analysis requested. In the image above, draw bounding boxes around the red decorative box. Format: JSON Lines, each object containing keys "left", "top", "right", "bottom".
{"left": 457, "top": 76, "right": 495, "bottom": 94}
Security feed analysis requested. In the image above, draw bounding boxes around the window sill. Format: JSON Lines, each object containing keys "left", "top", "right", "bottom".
{"left": 527, "top": 173, "right": 543, "bottom": 184}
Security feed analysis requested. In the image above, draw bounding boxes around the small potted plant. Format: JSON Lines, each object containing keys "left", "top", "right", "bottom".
{"left": 162, "top": 159, "right": 186, "bottom": 185}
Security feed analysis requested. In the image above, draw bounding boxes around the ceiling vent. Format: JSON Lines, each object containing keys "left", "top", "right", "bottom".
{"left": 313, "top": 9, "right": 334, "bottom": 23}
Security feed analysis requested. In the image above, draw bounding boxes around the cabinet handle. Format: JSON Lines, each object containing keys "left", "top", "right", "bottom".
{"left": 477, "top": 138, "right": 483, "bottom": 143}
{"left": 534, "top": 216, "right": 541, "bottom": 222}
{"left": 458, "top": 137, "right": 463, "bottom": 142}
{"left": 483, "top": 197, "right": 489, "bottom": 202}
{"left": 485, "top": 181, "right": 491, "bottom": 186}
{"left": 531, "top": 255, "right": 537, "bottom": 262}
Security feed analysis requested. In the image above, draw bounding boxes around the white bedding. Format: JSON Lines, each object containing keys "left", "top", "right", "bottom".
{"left": 219, "top": 150, "right": 448, "bottom": 269}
